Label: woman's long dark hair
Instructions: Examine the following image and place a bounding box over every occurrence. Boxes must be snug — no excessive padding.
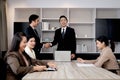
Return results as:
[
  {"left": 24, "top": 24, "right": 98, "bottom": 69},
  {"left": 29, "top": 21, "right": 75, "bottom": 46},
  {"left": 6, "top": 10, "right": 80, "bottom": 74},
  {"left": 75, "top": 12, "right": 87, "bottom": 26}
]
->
[
  {"left": 8, "top": 32, "right": 26, "bottom": 52},
  {"left": 96, "top": 35, "right": 115, "bottom": 52}
]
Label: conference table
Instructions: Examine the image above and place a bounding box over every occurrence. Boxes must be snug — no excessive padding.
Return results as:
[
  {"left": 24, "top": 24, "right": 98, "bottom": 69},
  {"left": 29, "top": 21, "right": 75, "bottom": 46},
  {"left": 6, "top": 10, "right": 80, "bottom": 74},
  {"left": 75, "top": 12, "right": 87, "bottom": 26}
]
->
[{"left": 22, "top": 61, "right": 120, "bottom": 80}]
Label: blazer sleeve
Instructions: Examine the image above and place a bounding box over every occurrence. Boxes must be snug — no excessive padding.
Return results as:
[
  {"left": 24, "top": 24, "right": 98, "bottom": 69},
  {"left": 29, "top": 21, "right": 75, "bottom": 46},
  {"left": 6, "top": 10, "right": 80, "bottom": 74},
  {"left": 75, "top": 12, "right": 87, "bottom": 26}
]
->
[
  {"left": 71, "top": 29, "right": 76, "bottom": 54},
  {"left": 84, "top": 51, "right": 109, "bottom": 67},
  {"left": 7, "top": 55, "right": 34, "bottom": 75},
  {"left": 51, "top": 30, "right": 59, "bottom": 46},
  {"left": 31, "top": 59, "right": 48, "bottom": 66},
  {"left": 84, "top": 59, "right": 97, "bottom": 64},
  {"left": 94, "top": 52, "right": 109, "bottom": 67},
  {"left": 24, "top": 52, "right": 47, "bottom": 66}
]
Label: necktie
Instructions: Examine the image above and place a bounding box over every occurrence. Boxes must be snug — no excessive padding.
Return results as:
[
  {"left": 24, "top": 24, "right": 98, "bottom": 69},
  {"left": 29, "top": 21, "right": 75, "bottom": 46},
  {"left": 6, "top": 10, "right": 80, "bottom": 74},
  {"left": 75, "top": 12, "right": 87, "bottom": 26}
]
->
[{"left": 62, "top": 29, "right": 65, "bottom": 38}]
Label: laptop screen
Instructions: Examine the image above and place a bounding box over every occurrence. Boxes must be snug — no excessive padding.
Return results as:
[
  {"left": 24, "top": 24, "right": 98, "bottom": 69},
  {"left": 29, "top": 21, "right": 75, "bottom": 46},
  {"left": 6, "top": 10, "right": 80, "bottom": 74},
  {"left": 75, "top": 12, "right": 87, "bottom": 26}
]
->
[{"left": 54, "top": 51, "right": 71, "bottom": 61}]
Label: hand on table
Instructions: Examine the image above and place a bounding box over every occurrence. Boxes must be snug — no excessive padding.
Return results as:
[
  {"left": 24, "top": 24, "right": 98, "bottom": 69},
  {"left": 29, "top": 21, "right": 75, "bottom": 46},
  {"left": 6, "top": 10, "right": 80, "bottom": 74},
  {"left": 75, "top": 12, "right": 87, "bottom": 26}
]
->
[
  {"left": 71, "top": 53, "right": 75, "bottom": 59},
  {"left": 77, "top": 58, "right": 85, "bottom": 63},
  {"left": 33, "top": 65, "right": 47, "bottom": 71}
]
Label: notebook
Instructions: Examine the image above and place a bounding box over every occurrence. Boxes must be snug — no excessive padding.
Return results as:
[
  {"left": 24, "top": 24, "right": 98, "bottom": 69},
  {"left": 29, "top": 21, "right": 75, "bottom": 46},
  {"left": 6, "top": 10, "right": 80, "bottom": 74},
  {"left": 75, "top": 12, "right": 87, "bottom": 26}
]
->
[{"left": 54, "top": 51, "right": 71, "bottom": 61}]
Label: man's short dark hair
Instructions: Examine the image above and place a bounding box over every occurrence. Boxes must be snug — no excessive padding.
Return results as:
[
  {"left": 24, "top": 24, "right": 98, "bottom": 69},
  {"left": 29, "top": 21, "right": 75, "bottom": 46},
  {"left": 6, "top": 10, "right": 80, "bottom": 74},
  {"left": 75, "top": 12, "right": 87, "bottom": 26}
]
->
[
  {"left": 29, "top": 14, "right": 39, "bottom": 24},
  {"left": 59, "top": 15, "right": 68, "bottom": 22}
]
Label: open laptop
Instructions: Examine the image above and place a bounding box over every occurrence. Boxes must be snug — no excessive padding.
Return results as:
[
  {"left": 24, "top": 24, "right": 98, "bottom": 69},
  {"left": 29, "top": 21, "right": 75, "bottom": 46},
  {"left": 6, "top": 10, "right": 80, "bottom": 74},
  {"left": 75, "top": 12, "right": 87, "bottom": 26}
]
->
[{"left": 54, "top": 51, "right": 71, "bottom": 61}]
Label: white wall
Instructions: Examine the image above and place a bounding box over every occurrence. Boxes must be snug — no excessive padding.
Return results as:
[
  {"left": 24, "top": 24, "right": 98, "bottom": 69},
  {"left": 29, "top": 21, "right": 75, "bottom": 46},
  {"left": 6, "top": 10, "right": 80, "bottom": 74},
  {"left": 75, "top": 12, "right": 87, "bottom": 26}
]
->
[{"left": 6, "top": 0, "right": 120, "bottom": 47}]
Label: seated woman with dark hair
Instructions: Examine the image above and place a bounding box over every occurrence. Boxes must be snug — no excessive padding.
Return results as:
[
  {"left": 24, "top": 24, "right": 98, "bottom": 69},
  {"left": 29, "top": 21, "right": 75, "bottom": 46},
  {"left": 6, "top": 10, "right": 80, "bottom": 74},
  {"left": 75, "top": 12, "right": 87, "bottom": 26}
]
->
[
  {"left": 5, "top": 32, "right": 56, "bottom": 80},
  {"left": 25, "top": 35, "right": 36, "bottom": 59},
  {"left": 77, "top": 35, "right": 119, "bottom": 74}
]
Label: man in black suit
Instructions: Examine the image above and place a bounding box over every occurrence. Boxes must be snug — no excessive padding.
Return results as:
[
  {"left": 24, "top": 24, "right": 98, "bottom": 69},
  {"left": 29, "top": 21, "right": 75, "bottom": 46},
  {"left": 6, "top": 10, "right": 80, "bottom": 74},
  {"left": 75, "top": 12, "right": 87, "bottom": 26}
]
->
[
  {"left": 46, "top": 15, "right": 76, "bottom": 59},
  {"left": 24, "top": 14, "right": 46, "bottom": 59}
]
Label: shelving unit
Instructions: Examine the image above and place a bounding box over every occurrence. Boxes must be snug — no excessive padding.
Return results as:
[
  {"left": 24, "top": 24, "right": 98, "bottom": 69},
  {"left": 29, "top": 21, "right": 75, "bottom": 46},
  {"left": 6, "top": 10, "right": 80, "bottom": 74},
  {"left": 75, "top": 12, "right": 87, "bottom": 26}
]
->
[{"left": 14, "top": 8, "right": 120, "bottom": 53}]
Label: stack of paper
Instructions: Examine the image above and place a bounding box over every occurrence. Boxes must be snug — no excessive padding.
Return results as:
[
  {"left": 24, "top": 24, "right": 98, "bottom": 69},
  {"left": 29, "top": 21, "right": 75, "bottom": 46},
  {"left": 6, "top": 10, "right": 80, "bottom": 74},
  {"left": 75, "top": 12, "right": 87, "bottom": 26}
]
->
[{"left": 76, "top": 63, "right": 95, "bottom": 67}]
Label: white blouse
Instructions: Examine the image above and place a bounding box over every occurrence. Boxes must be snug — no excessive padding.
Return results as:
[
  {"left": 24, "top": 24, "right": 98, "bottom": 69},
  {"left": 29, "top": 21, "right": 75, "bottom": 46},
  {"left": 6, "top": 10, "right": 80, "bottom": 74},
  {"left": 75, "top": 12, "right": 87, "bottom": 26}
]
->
[{"left": 25, "top": 46, "right": 36, "bottom": 59}]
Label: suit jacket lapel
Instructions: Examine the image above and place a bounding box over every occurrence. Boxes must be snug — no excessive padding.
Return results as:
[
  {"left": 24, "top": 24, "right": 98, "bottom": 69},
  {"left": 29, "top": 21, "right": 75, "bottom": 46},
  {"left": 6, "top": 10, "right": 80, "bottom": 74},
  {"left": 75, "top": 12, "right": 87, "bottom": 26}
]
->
[
  {"left": 60, "top": 28, "right": 63, "bottom": 38},
  {"left": 17, "top": 52, "right": 28, "bottom": 66},
  {"left": 34, "top": 29, "right": 39, "bottom": 37},
  {"left": 29, "top": 26, "right": 39, "bottom": 38}
]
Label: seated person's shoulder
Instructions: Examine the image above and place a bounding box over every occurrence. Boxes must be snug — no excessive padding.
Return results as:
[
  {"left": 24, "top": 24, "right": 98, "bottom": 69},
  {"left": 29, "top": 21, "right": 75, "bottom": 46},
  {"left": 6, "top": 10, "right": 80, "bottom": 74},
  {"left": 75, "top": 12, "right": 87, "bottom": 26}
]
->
[{"left": 5, "top": 52, "right": 19, "bottom": 58}]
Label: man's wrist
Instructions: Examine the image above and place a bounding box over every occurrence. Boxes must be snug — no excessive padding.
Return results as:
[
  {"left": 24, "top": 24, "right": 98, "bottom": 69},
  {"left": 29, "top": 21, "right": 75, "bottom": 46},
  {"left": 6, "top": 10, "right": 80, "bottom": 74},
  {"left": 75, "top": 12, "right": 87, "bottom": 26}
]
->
[{"left": 49, "top": 43, "right": 52, "bottom": 46}]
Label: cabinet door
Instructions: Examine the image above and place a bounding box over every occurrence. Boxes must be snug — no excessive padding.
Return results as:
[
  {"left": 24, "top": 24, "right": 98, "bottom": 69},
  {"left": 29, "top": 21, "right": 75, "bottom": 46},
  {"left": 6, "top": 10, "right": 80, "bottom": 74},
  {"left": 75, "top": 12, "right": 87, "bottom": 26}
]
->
[
  {"left": 42, "top": 8, "right": 68, "bottom": 19},
  {"left": 70, "top": 23, "right": 95, "bottom": 39},
  {"left": 69, "top": 8, "right": 95, "bottom": 23},
  {"left": 69, "top": 8, "right": 96, "bottom": 53},
  {"left": 76, "top": 39, "right": 96, "bottom": 53},
  {"left": 96, "top": 8, "right": 120, "bottom": 18},
  {"left": 15, "top": 8, "right": 41, "bottom": 22}
]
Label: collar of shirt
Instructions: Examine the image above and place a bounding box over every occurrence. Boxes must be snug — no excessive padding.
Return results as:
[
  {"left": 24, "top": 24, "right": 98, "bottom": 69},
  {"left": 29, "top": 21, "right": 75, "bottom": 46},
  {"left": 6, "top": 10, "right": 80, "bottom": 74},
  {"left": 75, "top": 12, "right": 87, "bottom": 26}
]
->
[{"left": 61, "top": 26, "right": 67, "bottom": 33}]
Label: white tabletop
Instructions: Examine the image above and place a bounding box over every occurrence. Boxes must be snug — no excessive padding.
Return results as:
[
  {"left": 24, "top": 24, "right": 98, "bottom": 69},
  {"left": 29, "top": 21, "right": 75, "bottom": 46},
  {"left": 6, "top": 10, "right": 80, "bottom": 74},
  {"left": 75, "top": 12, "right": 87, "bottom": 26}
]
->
[{"left": 22, "top": 61, "right": 120, "bottom": 80}]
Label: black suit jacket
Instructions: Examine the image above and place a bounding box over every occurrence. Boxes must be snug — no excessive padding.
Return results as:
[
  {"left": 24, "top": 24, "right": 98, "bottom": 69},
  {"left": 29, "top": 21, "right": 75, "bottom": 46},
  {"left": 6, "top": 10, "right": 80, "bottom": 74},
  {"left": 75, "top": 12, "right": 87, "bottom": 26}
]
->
[
  {"left": 52, "top": 27, "right": 76, "bottom": 54},
  {"left": 24, "top": 26, "right": 43, "bottom": 59}
]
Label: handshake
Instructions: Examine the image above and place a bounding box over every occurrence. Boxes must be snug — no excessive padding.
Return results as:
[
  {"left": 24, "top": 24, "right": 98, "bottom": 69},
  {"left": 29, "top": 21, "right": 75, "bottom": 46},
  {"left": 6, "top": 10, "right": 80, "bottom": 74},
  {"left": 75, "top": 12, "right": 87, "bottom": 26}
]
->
[{"left": 44, "top": 43, "right": 52, "bottom": 48}]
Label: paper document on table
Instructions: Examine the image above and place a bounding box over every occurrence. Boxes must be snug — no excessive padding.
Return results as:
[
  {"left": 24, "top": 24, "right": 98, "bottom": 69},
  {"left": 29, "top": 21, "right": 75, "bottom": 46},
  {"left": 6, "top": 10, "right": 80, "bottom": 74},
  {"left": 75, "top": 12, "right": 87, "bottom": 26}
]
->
[{"left": 76, "top": 63, "right": 95, "bottom": 67}]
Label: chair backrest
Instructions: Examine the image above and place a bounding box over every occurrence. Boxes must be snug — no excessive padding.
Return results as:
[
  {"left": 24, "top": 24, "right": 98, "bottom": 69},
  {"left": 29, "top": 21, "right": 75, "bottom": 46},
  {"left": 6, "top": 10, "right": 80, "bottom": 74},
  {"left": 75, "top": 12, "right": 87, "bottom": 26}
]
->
[
  {"left": 0, "top": 51, "right": 7, "bottom": 80},
  {"left": 0, "top": 58, "right": 7, "bottom": 80},
  {"left": 0, "top": 51, "right": 2, "bottom": 59},
  {"left": 114, "top": 60, "right": 120, "bottom": 75}
]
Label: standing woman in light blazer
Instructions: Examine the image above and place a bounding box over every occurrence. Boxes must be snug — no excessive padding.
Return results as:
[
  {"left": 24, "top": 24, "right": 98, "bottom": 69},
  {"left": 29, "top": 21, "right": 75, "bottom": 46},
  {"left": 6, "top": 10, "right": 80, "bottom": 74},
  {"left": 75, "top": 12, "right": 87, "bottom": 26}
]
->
[
  {"left": 77, "top": 35, "right": 119, "bottom": 74},
  {"left": 5, "top": 32, "right": 56, "bottom": 80}
]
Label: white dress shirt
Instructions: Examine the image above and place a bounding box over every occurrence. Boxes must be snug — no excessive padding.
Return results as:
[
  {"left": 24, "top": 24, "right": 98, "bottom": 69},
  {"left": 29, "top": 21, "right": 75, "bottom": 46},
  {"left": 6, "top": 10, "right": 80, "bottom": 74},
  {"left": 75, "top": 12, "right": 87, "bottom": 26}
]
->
[
  {"left": 61, "top": 26, "right": 67, "bottom": 34},
  {"left": 25, "top": 46, "right": 36, "bottom": 59}
]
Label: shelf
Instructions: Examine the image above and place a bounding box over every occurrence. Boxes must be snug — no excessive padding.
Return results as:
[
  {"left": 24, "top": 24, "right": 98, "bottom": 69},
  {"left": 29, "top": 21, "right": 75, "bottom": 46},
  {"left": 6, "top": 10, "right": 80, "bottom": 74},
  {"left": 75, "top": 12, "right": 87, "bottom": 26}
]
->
[
  {"left": 69, "top": 22, "right": 95, "bottom": 24},
  {"left": 42, "top": 41, "right": 52, "bottom": 43},
  {"left": 42, "top": 18, "right": 58, "bottom": 20},
  {"left": 76, "top": 52, "right": 99, "bottom": 54},
  {"left": 40, "top": 52, "right": 53, "bottom": 54},
  {"left": 76, "top": 37, "right": 95, "bottom": 39},
  {"left": 42, "top": 30, "right": 55, "bottom": 32}
]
